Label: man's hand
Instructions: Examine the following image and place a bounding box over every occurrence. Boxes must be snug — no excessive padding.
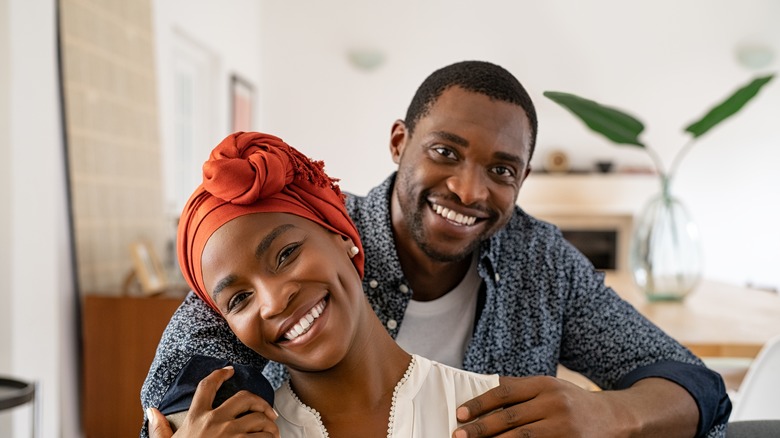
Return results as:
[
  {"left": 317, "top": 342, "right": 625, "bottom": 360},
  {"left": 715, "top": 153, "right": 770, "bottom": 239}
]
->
[
  {"left": 147, "top": 366, "right": 280, "bottom": 438},
  {"left": 453, "top": 375, "right": 699, "bottom": 438}
]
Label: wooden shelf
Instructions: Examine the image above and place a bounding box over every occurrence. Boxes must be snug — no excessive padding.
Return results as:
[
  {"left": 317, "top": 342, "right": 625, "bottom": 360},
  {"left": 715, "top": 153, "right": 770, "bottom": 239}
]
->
[
  {"left": 517, "top": 172, "right": 660, "bottom": 217},
  {"left": 81, "top": 293, "right": 186, "bottom": 438}
]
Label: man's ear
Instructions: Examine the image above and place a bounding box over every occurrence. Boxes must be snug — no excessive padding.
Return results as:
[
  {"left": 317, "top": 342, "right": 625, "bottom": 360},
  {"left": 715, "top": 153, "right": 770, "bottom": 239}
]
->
[
  {"left": 522, "top": 164, "right": 532, "bottom": 181},
  {"left": 389, "top": 119, "right": 408, "bottom": 165}
]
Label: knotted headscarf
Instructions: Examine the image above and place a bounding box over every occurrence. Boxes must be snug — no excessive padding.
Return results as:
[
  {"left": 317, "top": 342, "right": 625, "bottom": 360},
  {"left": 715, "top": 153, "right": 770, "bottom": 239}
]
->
[{"left": 177, "top": 132, "right": 364, "bottom": 313}]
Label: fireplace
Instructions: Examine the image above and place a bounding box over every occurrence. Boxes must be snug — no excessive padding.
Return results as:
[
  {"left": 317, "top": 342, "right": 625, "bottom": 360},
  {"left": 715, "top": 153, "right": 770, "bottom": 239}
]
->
[
  {"left": 539, "top": 213, "right": 633, "bottom": 273},
  {"left": 516, "top": 172, "right": 658, "bottom": 275}
]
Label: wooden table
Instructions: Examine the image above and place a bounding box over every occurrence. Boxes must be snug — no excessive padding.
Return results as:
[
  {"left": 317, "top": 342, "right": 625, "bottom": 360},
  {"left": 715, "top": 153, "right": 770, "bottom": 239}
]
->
[{"left": 605, "top": 272, "right": 780, "bottom": 359}]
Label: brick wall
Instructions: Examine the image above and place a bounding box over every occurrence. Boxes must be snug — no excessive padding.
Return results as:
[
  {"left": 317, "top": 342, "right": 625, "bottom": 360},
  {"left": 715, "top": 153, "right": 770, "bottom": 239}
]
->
[{"left": 60, "top": 0, "right": 169, "bottom": 295}]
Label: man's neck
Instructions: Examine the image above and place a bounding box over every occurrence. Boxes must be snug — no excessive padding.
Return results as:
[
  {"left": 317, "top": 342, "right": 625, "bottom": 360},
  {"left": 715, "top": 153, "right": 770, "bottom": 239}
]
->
[{"left": 396, "top": 243, "right": 474, "bottom": 301}]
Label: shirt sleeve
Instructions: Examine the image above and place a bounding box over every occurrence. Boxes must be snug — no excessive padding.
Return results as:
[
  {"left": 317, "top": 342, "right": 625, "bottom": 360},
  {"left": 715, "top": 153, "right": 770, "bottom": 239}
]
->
[
  {"left": 139, "top": 292, "right": 268, "bottom": 437},
  {"left": 554, "top": 239, "right": 730, "bottom": 437},
  {"left": 615, "top": 361, "right": 732, "bottom": 438}
]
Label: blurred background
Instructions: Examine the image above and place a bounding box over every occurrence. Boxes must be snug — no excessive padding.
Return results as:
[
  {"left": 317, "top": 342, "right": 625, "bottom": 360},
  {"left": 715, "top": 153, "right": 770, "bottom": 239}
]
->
[{"left": 2, "top": 0, "right": 778, "bottom": 436}]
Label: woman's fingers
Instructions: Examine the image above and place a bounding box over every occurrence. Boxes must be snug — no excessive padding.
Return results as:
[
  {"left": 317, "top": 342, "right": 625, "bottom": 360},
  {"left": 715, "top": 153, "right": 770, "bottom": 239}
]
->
[
  {"left": 189, "top": 366, "right": 236, "bottom": 414},
  {"left": 217, "top": 389, "right": 278, "bottom": 421},
  {"left": 146, "top": 407, "right": 173, "bottom": 438}
]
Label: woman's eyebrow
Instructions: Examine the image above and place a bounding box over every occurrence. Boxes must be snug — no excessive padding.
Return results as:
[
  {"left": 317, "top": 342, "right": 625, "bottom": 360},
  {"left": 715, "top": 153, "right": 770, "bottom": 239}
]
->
[
  {"left": 212, "top": 274, "right": 237, "bottom": 300},
  {"left": 255, "top": 223, "right": 295, "bottom": 260}
]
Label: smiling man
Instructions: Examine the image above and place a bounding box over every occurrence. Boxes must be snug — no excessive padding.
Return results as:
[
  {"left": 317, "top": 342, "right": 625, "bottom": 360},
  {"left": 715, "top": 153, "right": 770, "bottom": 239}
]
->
[{"left": 142, "top": 61, "right": 731, "bottom": 438}]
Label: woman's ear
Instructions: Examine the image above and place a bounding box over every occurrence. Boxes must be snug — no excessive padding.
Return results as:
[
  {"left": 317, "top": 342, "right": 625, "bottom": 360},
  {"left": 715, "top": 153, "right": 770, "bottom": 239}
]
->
[{"left": 340, "top": 235, "right": 359, "bottom": 258}]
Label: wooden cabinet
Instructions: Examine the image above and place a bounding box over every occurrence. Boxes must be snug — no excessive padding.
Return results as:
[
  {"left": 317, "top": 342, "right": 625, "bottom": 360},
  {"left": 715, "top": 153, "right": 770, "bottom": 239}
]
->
[{"left": 81, "top": 293, "right": 186, "bottom": 438}]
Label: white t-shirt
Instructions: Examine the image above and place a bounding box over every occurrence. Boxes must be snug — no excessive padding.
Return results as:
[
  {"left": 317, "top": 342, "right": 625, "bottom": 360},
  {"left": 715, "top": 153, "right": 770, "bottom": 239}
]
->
[
  {"left": 395, "top": 255, "right": 481, "bottom": 368},
  {"left": 274, "top": 354, "right": 499, "bottom": 437}
]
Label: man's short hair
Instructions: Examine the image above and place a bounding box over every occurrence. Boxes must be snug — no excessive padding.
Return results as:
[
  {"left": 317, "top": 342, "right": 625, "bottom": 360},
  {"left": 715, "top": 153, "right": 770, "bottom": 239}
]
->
[{"left": 404, "top": 60, "right": 539, "bottom": 160}]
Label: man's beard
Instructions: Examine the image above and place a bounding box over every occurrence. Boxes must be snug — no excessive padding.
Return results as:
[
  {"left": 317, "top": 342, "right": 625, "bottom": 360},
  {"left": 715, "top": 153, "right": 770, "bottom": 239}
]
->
[{"left": 398, "top": 181, "right": 490, "bottom": 263}]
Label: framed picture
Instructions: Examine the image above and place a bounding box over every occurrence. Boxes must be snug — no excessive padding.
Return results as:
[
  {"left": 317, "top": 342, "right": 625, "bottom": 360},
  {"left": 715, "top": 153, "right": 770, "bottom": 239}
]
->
[
  {"left": 230, "top": 74, "right": 254, "bottom": 132},
  {"left": 128, "top": 240, "right": 168, "bottom": 295}
]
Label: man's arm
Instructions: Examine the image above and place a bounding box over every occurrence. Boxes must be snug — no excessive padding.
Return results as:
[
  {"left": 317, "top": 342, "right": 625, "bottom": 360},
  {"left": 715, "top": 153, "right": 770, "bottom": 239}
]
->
[
  {"left": 140, "top": 293, "right": 267, "bottom": 437},
  {"left": 454, "top": 228, "right": 730, "bottom": 437}
]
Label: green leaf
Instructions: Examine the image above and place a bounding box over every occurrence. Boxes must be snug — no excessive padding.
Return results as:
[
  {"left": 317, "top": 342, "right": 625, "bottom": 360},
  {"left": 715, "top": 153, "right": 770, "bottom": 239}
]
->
[
  {"left": 685, "top": 74, "right": 775, "bottom": 138},
  {"left": 544, "top": 91, "right": 646, "bottom": 147}
]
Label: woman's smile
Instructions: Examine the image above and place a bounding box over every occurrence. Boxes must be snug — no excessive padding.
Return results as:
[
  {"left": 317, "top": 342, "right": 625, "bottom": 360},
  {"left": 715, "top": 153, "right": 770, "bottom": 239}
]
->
[{"left": 279, "top": 296, "right": 328, "bottom": 343}]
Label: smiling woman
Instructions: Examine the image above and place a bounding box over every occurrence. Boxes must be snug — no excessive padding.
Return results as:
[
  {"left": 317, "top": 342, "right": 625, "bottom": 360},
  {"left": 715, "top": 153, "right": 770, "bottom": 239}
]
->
[{"left": 144, "top": 131, "right": 500, "bottom": 437}]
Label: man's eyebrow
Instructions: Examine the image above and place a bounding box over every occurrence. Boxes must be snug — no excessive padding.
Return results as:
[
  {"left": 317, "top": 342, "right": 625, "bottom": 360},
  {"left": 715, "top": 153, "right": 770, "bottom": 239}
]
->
[
  {"left": 432, "top": 131, "right": 526, "bottom": 167},
  {"left": 493, "top": 151, "right": 525, "bottom": 167},
  {"left": 255, "top": 223, "right": 295, "bottom": 260},
  {"left": 430, "top": 131, "right": 469, "bottom": 147}
]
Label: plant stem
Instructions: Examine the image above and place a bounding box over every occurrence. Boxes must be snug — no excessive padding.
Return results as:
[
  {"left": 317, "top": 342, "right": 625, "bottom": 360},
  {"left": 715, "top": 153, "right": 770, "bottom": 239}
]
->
[
  {"left": 643, "top": 146, "right": 668, "bottom": 190},
  {"left": 667, "top": 138, "right": 697, "bottom": 188}
]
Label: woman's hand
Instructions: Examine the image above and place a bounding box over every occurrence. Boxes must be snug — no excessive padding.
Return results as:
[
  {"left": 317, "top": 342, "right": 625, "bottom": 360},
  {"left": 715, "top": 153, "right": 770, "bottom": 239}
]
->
[{"left": 147, "top": 366, "right": 280, "bottom": 438}]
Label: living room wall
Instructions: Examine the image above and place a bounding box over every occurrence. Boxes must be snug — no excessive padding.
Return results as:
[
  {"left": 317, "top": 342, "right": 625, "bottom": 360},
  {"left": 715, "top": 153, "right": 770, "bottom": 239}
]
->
[{"left": 254, "top": 0, "right": 780, "bottom": 290}]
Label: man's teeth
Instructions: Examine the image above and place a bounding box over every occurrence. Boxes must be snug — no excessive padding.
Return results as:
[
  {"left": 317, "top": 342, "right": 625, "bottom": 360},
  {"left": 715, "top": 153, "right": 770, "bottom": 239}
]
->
[
  {"left": 284, "top": 300, "right": 326, "bottom": 341},
  {"left": 432, "top": 203, "right": 477, "bottom": 226}
]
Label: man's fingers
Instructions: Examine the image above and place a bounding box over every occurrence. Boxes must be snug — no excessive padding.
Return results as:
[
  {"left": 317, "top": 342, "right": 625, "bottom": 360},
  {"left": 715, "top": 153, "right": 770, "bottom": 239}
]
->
[
  {"left": 454, "top": 403, "right": 546, "bottom": 438},
  {"left": 189, "top": 366, "right": 235, "bottom": 414},
  {"left": 457, "top": 376, "right": 538, "bottom": 422},
  {"left": 146, "top": 407, "right": 173, "bottom": 438}
]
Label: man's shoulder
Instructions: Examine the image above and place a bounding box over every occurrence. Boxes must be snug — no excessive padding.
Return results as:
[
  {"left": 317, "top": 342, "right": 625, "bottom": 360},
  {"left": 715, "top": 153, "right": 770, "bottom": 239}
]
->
[
  {"left": 491, "top": 207, "right": 566, "bottom": 255},
  {"left": 140, "top": 293, "right": 266, "bottom": 409}
]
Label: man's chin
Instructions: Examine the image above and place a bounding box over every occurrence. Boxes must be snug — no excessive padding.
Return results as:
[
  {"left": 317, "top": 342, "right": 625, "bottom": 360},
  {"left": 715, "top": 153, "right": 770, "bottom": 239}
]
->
[{"left": 419, "top": 241, "right": 477, "bottom": 263}]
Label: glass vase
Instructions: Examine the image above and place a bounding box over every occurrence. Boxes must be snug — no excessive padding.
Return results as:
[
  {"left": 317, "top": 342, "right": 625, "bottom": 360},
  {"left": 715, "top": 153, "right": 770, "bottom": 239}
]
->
[{"left": 629, "top": 178, "right": 703, "bottom": 301}]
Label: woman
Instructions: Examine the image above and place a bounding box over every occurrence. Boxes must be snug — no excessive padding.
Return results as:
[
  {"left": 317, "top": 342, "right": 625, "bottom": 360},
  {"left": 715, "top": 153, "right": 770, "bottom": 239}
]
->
[{"left": 147, "top": 132, "right": 499, "bottom": 437}]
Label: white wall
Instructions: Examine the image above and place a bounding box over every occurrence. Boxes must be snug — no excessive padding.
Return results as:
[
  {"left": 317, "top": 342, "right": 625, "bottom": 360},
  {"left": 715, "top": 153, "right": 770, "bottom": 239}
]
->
[
  {"left": 153, "top": 0, "right": 264, "bottom": 215},
  {"left": 0, "top": 0, "right": 12, "bottom": 435},
  {"left": 6, "top": 0, "right": 79, "bottom": 436},
  {"left": 252, "top": 0, "right": 780, "bottom": 290}
]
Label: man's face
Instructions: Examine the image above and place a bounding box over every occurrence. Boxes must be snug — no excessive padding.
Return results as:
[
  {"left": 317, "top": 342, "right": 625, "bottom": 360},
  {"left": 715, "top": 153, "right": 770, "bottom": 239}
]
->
[{"left": 390, "top": 86, "right": 533, "bottom": 262}]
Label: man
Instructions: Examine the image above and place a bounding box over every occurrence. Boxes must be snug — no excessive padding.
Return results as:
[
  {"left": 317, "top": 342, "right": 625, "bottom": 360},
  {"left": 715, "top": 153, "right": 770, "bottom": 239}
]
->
[{"left": 143, "top": 60, "right": 730, "bottom": 437}]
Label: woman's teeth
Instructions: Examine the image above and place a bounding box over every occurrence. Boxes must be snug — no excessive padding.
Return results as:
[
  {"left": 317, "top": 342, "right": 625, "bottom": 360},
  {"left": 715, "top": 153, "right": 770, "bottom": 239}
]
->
[
  {"left": 284, "top": 299, "right": 326, "bottom": 341},
  {"left": 431, "top": 203, "right": 477, "bottom": 226}
]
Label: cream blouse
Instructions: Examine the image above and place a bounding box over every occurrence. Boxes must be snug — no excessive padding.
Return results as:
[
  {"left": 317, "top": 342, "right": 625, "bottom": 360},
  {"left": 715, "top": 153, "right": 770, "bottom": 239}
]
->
[{"left": 273, "top": 354, "right": 500, "bottom": 437}]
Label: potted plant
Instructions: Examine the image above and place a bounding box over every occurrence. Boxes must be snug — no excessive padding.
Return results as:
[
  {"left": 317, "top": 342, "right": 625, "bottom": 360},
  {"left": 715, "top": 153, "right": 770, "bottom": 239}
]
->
[{"left": 544, "top": 74, "right": 775, "bottom": 300}]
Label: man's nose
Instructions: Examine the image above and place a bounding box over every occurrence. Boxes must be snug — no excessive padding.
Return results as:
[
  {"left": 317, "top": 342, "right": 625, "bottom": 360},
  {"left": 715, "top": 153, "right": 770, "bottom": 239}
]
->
[{"left": 446, "top": 166, "right": 489, "bottom": 206}]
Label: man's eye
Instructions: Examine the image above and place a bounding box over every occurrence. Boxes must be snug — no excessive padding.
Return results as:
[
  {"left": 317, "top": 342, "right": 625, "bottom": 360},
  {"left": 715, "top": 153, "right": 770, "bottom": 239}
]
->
[
  {"left": 227, "top": 291, "right": 251, "bottom": 313},
  {"left": 491, "top": 166, "right": 516, "bottom": 177},
  {"left": 433, "top": 147, "right": 457, "bottom": 160}
]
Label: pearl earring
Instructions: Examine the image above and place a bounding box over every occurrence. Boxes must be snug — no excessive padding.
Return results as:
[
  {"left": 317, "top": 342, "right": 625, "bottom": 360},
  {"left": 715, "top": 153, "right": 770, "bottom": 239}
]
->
[{"left": 349, "top": 246, "right": 359, "bottom": 257}]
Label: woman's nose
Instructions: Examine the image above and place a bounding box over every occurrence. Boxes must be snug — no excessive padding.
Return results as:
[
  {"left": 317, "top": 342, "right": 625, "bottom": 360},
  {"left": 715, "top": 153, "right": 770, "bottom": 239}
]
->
[
  {"left": 257, "top": 280, "right": 299, "bottom": 319},
  {"left": 446, "top": 167, "right": 489, "bottom": 206}
]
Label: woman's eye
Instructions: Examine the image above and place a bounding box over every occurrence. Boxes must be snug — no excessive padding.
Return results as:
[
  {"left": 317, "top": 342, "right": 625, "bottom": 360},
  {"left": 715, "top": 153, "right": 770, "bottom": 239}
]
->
[
  {"left": 227, "top": 291, "right": 251, "bottom": 313},
  {"left": 277, "top": 242, "right": 301, "bottom": 267}
]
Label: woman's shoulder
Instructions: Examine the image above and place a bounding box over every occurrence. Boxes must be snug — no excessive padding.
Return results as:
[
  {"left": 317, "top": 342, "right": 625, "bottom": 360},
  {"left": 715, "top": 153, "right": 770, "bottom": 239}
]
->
[{"left": 409, "top": 355, "right": 500, "bottom": 402}]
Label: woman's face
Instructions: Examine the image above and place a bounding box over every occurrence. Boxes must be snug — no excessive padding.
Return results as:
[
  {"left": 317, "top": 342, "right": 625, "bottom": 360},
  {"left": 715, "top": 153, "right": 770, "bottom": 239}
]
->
[{"left": 200, "top": 212, "right": 365, "bottom": 372}]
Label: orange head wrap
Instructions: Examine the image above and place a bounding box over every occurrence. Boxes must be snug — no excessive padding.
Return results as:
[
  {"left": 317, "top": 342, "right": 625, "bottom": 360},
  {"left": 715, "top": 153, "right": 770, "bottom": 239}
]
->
[{"left": 177, "top": 132, "right": 364, "bottom": 313}]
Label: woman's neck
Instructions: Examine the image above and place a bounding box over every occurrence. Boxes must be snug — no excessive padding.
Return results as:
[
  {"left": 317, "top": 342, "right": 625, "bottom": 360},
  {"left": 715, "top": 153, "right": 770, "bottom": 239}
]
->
[{"left": 286, "top": 309, "right": 412, "bottom": 428}]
